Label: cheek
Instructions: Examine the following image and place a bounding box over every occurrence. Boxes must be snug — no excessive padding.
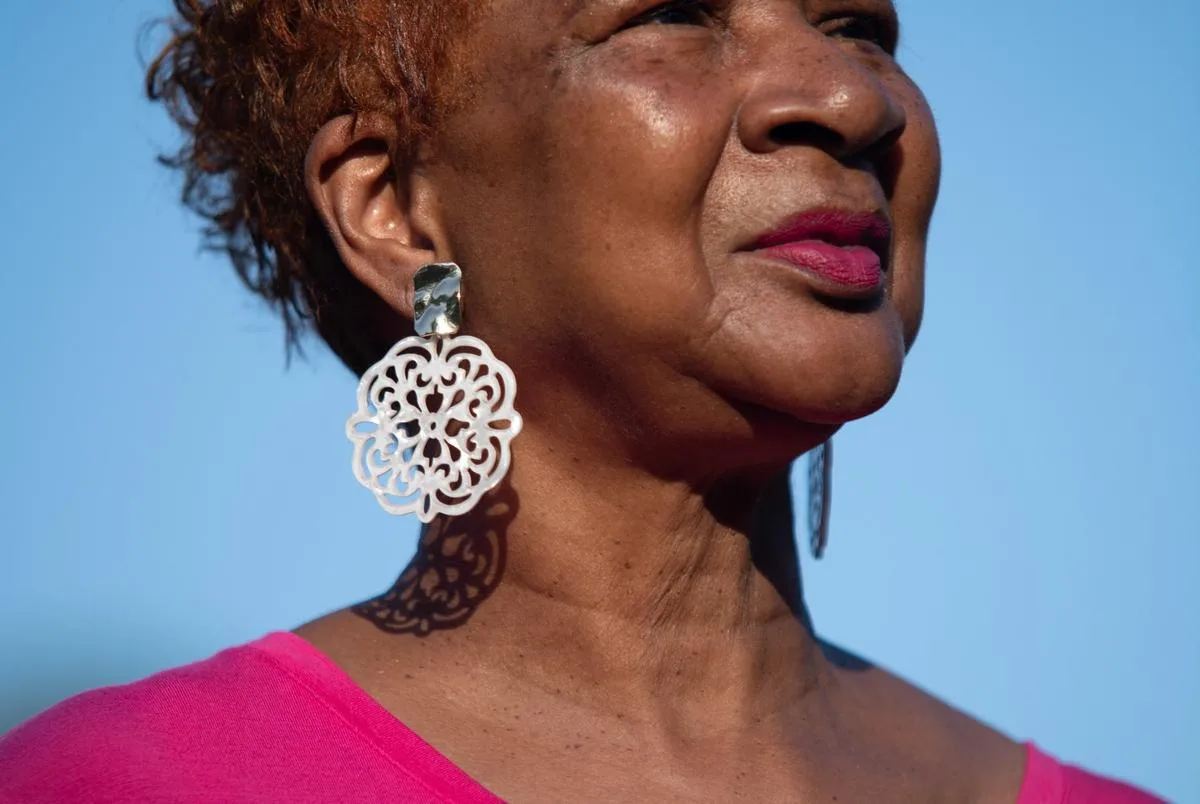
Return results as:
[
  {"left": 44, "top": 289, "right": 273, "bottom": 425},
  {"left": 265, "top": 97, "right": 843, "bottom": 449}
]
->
[
  {"left": 545, "top": 50, "right": 731, "bottom": 222},
  {"left": 888, "top": 82, "right": 941, "bottom": 349},
  {"left": 447, "top": 53, "right": 738, "bottom": 347}
]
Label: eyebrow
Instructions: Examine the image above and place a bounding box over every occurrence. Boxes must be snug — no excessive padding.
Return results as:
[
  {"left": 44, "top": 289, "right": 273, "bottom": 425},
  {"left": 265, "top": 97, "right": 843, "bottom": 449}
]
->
[{"left": 827, "top": 0, "right": 904, "bottom": 53}]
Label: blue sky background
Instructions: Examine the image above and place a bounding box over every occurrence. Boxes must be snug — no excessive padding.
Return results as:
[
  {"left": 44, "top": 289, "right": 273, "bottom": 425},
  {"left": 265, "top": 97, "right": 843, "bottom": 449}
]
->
[{"left": 1, "top": 1, "right": 1197, "bottom": 800}]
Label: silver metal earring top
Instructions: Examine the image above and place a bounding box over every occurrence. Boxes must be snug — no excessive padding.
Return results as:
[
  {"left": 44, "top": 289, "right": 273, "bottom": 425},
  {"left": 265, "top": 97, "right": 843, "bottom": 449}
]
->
[{"left": 413, "top": 262, "right": 462, "bottom": 337}]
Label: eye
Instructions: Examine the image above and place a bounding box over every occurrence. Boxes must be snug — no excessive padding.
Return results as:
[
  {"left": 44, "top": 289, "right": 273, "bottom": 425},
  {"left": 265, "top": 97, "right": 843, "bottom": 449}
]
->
[
  {"left": 623, "top": 0, "right": 715, "bottom": 29},
  {"left": 822, "top": 14, "right": 897, "bottom": 55}
]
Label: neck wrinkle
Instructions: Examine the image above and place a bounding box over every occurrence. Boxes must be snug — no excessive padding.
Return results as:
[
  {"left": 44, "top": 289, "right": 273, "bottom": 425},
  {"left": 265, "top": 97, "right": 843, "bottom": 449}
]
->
[{"left": 438, "top": 428, "right": 827, "bottom": 732}]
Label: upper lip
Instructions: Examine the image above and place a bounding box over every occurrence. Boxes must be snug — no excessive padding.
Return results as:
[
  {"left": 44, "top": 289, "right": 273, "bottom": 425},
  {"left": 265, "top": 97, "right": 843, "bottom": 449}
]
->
[{"left": 748, "top": 209, "right": 892, "bottom": 262}]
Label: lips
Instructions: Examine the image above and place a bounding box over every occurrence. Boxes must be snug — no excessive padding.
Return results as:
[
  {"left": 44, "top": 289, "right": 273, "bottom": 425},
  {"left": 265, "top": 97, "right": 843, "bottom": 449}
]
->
[{"left": 748, "top": 210, "right": 892, "bottom": 295}]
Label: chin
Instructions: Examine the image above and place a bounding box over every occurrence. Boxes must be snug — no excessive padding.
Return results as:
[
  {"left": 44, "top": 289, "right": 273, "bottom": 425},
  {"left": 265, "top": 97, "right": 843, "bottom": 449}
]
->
[
  {"left": 689, "top": 347, "right": 900, "bottom": 475},
  {"left": 779, "top": 363, "right": 902, "bottom": 428},
  {"left": 725, "top": 301, "right": 908, "bottom": 425}
]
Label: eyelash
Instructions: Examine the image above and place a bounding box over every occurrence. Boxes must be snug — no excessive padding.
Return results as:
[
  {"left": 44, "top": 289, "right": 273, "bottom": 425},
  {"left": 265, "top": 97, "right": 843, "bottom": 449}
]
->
[
  {"left": 623, "top": 0, "right": 715, "bottom": 29},
  {"left": 822, "top": 14, "right": 896, "bottom": 54}
]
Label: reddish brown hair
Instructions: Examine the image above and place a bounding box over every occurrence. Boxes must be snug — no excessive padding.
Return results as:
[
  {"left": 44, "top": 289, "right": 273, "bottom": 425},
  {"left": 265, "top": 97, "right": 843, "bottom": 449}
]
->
[{"left": 146, "top": 0, "right": 467, "bottom": 373}]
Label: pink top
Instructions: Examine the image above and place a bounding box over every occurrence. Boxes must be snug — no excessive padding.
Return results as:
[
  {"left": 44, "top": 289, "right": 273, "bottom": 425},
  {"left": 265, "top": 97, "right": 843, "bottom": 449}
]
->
[{"left": 0, "top": 632, "right": 1164, "bottom": 803}]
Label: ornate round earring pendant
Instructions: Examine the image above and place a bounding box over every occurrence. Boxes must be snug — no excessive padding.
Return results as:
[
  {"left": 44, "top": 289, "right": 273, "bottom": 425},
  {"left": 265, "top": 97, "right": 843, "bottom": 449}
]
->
[
  {"left": 808, "top": 439, "right": 832, "bottom": 559},
  {"left": 345, "top": 262, "right": 523, "bottom": 522}
]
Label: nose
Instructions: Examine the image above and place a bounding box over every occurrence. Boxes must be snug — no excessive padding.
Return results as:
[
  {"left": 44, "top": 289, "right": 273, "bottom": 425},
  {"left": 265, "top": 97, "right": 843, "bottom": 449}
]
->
[{"left": 736, "top": 23, "right": 907, "bottom": 167}]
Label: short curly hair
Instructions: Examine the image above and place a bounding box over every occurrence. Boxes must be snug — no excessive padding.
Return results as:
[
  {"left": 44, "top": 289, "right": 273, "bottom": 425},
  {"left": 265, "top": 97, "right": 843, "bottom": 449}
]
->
[{"left": 146, "top": 0, "right": 472, "bottom": 374}]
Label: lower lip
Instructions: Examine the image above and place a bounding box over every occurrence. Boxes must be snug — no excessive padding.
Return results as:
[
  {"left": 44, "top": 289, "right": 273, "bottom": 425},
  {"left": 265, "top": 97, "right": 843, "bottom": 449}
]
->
[{"left": 756, "top": 240, "right": 883, "bottom": 294}]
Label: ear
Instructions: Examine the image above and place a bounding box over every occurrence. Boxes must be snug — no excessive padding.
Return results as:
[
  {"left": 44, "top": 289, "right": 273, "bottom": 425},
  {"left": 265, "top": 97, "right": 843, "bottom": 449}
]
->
[{"left": 304, "top": 113, "right": 445, "bottom": 321}]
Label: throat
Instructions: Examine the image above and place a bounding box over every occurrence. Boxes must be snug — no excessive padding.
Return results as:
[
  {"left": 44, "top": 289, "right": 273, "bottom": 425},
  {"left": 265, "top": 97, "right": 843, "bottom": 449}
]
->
[{"left": 353, "top": 448, "right": 830, "bottom": 732}]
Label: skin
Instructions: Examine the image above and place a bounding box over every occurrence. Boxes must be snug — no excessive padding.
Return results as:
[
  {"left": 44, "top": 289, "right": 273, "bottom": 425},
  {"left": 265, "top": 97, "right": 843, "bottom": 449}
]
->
[{"left": 297, "top": 0, "right": 1027, "bottom": 800}]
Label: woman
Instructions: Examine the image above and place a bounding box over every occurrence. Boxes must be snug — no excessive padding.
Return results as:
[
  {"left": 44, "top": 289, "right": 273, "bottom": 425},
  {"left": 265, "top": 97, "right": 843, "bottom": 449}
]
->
[{"left": 0, "top": 0, "right": 1165, "bottom": 801}]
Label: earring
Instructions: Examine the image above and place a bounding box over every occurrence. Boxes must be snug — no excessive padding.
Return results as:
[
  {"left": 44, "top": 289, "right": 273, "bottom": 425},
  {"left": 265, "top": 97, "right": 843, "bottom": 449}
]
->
[
  {"left": 807, "top": 440, "right": 832, "bottom": 559},
  {"left": 346, "top": 262, "right": 523, "bottom": 523}
]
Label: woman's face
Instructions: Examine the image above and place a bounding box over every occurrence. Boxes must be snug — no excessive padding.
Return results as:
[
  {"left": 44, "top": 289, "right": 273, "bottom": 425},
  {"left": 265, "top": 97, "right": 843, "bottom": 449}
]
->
[{"left": 424, "top": 0, "right": 940, "bottom": 473}]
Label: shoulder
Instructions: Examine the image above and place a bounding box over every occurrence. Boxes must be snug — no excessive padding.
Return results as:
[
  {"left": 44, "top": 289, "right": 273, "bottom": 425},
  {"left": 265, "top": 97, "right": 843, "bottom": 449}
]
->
[
  {"left": 822, "top": 641, "right": 1028, "bottom": 801},
  {"left": 0, "top": 637, "right": 285, "bottom": 803},
  {"left": 822, "top": 641, "right": 1165, "bottom": 804},
  {"left": 1020, "top": 744, "right": 1166, "bottom": 804}
]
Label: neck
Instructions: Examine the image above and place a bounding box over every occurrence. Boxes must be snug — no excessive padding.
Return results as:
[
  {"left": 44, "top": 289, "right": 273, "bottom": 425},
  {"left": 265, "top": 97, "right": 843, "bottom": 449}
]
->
[{"left": 386, "top": 425, "right": 830, "bottom": 734}]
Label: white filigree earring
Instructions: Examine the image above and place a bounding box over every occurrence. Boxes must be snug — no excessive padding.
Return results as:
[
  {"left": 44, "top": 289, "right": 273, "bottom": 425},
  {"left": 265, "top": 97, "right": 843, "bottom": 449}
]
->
[{"left": 346, "top": 262, "right": 523, "bottom": 522}]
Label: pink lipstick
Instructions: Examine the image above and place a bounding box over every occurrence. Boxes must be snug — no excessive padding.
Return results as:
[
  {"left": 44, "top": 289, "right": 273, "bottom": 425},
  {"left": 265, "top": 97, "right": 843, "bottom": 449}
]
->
[{"left": 749, "top": 210, "right": 891, "bottom": 294}]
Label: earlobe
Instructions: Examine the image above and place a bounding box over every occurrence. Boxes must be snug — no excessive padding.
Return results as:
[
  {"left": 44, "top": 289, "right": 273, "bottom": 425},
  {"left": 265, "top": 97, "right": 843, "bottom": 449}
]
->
[{"left": 304, "top": 113, "right": 445, "bottom": 320}]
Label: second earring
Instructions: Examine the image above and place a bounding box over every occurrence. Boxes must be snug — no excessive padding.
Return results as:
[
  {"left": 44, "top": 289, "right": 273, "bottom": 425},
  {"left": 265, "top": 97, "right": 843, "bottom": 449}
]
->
[{"left": 808, "top": 439, "right": 832, "bottom": 559}]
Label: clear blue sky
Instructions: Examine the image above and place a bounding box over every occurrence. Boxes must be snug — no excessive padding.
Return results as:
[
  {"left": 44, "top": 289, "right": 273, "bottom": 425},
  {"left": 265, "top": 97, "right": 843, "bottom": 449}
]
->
[{"left": 1, "top": 1, "right": 1196, "bottom": 799}]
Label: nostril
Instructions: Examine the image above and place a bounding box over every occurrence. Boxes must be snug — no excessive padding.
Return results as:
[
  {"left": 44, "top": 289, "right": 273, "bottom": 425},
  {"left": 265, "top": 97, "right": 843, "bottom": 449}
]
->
[
  {"left": 861, "top": 121, "right": 905, "bottom": 162},
  {"left": 769, "top": 121, "right": 843, "bottom": 152},
  {"left": 860, "top": 122, "right": 905, "bottom": 195}
]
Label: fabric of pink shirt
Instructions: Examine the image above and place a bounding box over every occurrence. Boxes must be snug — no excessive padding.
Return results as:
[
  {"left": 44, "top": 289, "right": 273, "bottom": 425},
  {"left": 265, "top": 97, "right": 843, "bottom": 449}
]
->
[{"left": 0, "top": 631, "right": 1165, "bottom": 803}]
